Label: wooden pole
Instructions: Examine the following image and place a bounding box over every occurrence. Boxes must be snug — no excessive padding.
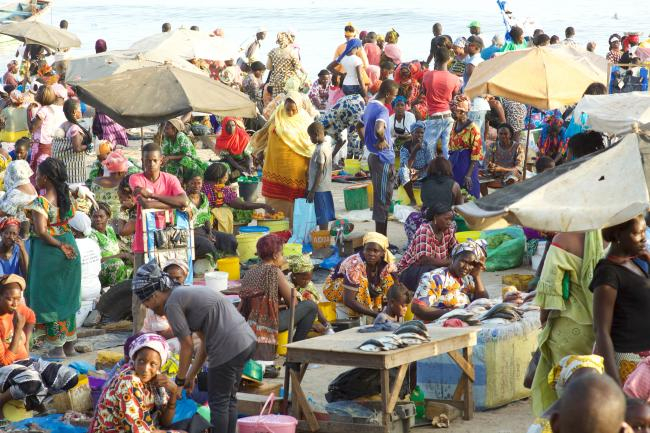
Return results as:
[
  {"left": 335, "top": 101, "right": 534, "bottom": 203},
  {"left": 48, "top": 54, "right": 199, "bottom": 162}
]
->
[
  {"left": 140, "top": 127, "right": 144, "bottom": 147},
  {"left": 523, "top": 105, "right": 533, "bottom": 180},
  {"left": 281, "top": 286, "right": 296, "bottom": 414}
]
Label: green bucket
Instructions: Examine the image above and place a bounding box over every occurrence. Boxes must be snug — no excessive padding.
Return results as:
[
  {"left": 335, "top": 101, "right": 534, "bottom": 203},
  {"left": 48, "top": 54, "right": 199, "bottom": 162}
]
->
[
  {"left": 454, "top": 215, "right": 469, "bottom": 232},
  {"left": 344, "top": 185, "right": 369, "bottom": 211}
]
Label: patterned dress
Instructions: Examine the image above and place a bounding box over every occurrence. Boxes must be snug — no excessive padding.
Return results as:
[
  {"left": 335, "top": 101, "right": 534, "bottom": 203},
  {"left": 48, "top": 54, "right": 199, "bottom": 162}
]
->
[
  {"left": 398, "top": 223, "right": 457, "bottom": 273},
  {"left": 320, "top": 94, "right": 365, "bottom": 158},
  {"left": 413, "top": 267, "right": 476, "bottom": 309},
  {"left": 91, "top": 183, "right": 122, "bottom": 220},
  {"left": 398, "top": 141, "right": 431, "bottom": 185},
  {"left": 90, "top": 365, "right": 180, "bottom": 433},
  {"left": 267, "top": 47, "right": 301, "bottom": 94},
  {"left": 449, "top": 121, "right": 483, "bottom": 198},
  {"left": 161, "top": 132, "right": 207, "bottom": 179},
  {"left": 484, "top": 140, "right": 525, "bottom": 183},
  {"left": 90, "top": 226, "right": 133, "bottom": 287},
  {"left": 323, "top": 252, "right": 396, "bottom": 316}
]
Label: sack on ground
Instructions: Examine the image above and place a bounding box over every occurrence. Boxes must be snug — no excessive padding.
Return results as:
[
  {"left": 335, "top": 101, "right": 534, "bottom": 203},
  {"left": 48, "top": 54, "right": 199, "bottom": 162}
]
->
[{"left": 480, "top": 226, "right": 526, "bottom": 271}]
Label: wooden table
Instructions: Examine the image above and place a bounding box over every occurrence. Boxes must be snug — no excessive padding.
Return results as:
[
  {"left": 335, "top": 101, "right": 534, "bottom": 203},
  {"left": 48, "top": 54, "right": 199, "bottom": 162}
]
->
[{"left": 285, "top": 326, "right": 479, "bottom": 433}]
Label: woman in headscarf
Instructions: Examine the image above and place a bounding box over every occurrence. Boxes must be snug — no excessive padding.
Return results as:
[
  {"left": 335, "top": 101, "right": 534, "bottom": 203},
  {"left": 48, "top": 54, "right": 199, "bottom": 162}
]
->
[
  {"left": 397, "top": 121, "right": 430, "bottom": 206},
  {"left": 411, "top": 239, "right": 488, "bottom": 321},
  {"left": 537, "top": 115, "right": 567, "bottom": 164},
  {"left": 215, "top": 117, "right": 253, "bottom": 181},
  {"left": 527, "top": 355, "right": 605, "bottom": 433},
  {"left": 161, "top": 117, "right": 207, "bottom": 179},
  {"left": 388, "top": 95, "right": 416, "bottom": 154},
  {"left": 90, "top": 333, "right": 183, "bottom": 433},
  {"left": 0, "top": 275, "right": 79, "bottom": 413},
  {"left": 320, "top": 93, "right": 365, "bottom": 160},
  {"left": 251, "top": 92, "right": 315, "bottom": 220},
  {"left": 25, "top": 157, "right": 81, "bottom": 359},
  {"left": 86, "top": 140, "right": 140, "bottom": 187},
  {"left": 323, "top": 232, "right": 397, "bottom": 322},
  {"left": 90, "top": 150, "right": 129, "bottom": 221},
  {"left": 0, "top": 218, "right": 28, "bottom": 276},
  {"left": 480, "top": 122, "right": 524, "bottom": 196},
  {"left": 337, "top": 38, "right": 367, "bottom": 98},
  {"left": 0, "top": 160, "right": 38, "bottom": 238},
  {"left": 606, "top": 34, "right": 622, "bottom": 63},
  {"left": 90, "top": 202, "right": 133, "bottom": 288},
  {"left": 0, "top": 90, "right": 29, "bottom": 143},
  {"left": 394, "top": 62, "right": 425, "bottom": 118},
  {"left": 449, "top": 94, "right": 482, "bottom": 198},
  {"left": 239, "top": 234, "right": 318, "bottom": 360},
  {"left": 266, "top": 32, "right": 302, "bottom": 96},
  {"left": 382, "top": 29, "right": 402, "bottom": 65}
]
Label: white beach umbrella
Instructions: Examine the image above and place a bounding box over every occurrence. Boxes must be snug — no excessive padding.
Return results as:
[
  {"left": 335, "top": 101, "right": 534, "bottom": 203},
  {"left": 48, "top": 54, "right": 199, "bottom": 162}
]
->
[{"left": 129, "top": 28, "right": 238, "bottom": 61}]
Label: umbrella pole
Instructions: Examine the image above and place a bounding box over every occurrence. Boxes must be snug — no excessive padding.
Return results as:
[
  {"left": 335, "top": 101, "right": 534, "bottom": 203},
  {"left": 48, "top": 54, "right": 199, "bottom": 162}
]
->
[
  {"left": 281, "top": 286, "right": 296, "bottom": 415},
  {"left": 140, "top": 127, "right": 144, "bottom": 147},
  {"left": 523, "top": 106, "right": 533, "bottom": 180}
]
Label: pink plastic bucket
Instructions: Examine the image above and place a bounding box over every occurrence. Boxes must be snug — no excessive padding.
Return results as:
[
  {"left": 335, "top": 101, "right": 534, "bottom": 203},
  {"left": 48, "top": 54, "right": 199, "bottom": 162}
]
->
[{"left": 237, "top": 393, "right": 297, "bottom": 433}]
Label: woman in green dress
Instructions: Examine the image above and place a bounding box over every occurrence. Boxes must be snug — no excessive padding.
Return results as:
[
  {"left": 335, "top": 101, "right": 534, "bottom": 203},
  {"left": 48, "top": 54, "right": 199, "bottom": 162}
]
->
[
  {"left": 90, "top": 150, "right": 130, "bottom": 222},
  {"left": 25, "top": 158, "right": 81, "bottom": 359},
  {"left": 90, "top": 202, "right": 133, "bottom": 287},
  {"left": 161, "top": 118, "right": 207, "bottom": 179}
]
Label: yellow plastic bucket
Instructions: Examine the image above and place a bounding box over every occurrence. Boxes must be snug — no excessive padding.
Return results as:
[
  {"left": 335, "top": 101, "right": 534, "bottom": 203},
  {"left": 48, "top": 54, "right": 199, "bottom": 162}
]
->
[
  {"left": 318, "top": 301, "right": 337, "bottom": 322},
  {"left": 236, "top": 232, "right": 266, "bottom": 262},
  {"left": 283, "top": 243, "right": 303, "bottom": 257},
  {"left": 366, "top": 182, "right": 374, "bottom": 208},
  {"left": 404, "top": 303, "right": 414, "bottom": 321},
  {"left": 344, "top": 158, "right": 361, "bottom": 175},
  {"left": 277, "top": 330, "right": 288, "bottom": 355},
  {"left": 258, "top": 219, "right": 290, "bottom": 233},
  {"left": 396, "top": 185, "right": 422, "bottom": 205},
  {"left": 455, "top": 231, "right": 482, "bottom": 244},
  {"left": 217, "top": 256, "right": 241, "bottom": 281}
]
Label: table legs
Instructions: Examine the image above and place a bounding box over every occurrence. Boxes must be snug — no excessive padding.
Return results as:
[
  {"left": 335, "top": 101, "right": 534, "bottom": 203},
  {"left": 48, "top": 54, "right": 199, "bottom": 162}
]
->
[
  {"left": 432, "top": 347, "right": 475, "bottom": 420},
  {"left": 290, "top": 364, "right": 320, "bottom": 432},
  {"left": 379, "top": 364, "right": 409, "bottom": 432}
]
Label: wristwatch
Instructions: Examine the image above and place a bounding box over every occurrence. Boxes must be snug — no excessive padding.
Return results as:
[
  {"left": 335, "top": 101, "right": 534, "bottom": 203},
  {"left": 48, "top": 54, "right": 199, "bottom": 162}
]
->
[{"left": 174, "top": 377, "right": 186, "bottom": 387}]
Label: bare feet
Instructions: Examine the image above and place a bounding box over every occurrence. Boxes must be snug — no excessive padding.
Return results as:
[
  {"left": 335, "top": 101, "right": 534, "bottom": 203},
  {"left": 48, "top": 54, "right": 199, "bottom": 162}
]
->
[
  {"left": 63, "top": 341, "right": 77, "bottom": 357},
  {"left": 46, "top": 347, "right": 66, "bottom": 359}
]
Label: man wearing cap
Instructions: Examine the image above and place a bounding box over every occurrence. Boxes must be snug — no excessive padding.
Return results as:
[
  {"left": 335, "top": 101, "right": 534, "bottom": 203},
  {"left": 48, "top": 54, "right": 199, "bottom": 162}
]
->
[
  {"left": 469, "top": 20, "right": 481, "bottom": 38},
  {"left": 481, "top": 34, "right": 504, "bottom": 60},
  {"left": 245, "top": 28, "right": 267, "bottom": 64}
]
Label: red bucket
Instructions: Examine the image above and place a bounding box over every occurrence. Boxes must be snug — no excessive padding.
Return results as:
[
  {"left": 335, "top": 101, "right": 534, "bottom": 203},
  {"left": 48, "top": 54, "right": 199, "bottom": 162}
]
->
[{"left": 237, "top": 393, "right": 297, "bottom": 433}]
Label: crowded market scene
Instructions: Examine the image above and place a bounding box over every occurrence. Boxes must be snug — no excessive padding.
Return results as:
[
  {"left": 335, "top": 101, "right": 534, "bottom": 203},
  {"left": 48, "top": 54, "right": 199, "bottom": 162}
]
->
[{"left": 0, "top": 0, "right": 648, "bottom": 432}]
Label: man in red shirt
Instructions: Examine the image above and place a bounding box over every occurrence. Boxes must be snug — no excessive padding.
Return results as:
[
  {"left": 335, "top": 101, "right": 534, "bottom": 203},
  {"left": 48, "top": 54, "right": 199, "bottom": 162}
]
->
[
  {"left": 129, "top": 143, "right": 188, "bottom": 332},
  {"left": 422, "top": 47, "right": 461, "bottom": 159}
]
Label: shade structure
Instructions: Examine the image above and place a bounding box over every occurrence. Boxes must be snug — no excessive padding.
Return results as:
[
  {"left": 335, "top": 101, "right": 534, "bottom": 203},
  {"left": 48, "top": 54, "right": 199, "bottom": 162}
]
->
[
  {"left": 64, "top": 49, "right": 206, "bottom": 83},
  {"left": 129, "top": 28, "right": 238, "bottom": 61},
  {"left": 464, "top": 46, "right": 607, "bottom": 110},
  {"left": 455, "top": 134, "right": 649, "bottom": 232},
  {"left": 0, "top": 21, "right": 81, "bottom": 50},
  {"left": 74, "top": 65, "right": 256, "bottom": 128},
  {"left": 572, "top": 92, "right": 650, "bottom": 136}
]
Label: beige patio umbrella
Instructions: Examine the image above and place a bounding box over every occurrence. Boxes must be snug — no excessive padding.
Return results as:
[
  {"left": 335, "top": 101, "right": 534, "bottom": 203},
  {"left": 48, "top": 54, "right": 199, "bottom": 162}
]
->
[
  {"left": 0, "top": 21, "right": 81, "bottom": 50},
  {"left": 129, "top": 28, "right": 238, "bottom": 62},
  {"left": 74, "top": 64, "right": 255, "bottom": 128},
  {"left": 464, "top": 46, "right": 607, "bottom": 110},
  {"left": 64, "top": 49, "right": 206, "bottom": 83}
]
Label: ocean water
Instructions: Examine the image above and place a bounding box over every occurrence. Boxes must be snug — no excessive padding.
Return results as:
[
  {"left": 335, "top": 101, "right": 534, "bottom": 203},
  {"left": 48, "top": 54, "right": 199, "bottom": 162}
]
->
[{"left": 1, "top": 0, "right": 646, "bottom": 78}]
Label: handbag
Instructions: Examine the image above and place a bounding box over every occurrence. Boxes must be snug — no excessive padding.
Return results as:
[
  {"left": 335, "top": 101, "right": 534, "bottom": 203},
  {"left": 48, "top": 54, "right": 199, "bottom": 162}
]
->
[
  {"left": 154, "top": 226, "right": 188, "bottom": 249},
  {"left": 523, "top": 349, "right": 541, "bottom": 389}
]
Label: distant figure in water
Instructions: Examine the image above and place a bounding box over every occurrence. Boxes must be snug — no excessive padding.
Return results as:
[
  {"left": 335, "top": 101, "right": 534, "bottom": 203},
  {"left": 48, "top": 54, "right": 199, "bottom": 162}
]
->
[
  {"left": 59, "top": 20, "right": 68, "bottom": 30},
  {"left": 586, "top": 42, "right": 596, "bottom": 52},
  {"left": 613, "top": 13, "right": 619, "bottom": 19},
  {"left": 162, "top": 22, "right": 171, "bottom": 33}
]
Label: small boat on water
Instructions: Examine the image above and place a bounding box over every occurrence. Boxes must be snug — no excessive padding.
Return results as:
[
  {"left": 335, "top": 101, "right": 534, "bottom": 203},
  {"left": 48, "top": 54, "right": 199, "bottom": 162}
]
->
[{"left": 0, "top": 0, "right": 52, "bottom": 48}]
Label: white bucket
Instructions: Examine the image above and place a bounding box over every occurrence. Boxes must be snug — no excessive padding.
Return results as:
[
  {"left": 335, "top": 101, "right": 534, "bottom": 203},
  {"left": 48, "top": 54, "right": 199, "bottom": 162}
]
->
[
  {"left": 205, "top": 271, "right": 229, "bottom": 292},
  {"left": 531, "top": 241, "right": 548, "bottom": 272},
  {"left": 76, "top": 299, "right": 95, "bottom": 328}
]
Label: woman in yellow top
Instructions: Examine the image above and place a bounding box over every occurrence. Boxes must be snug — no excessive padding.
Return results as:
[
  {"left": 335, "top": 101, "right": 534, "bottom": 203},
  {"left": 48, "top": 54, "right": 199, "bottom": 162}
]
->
[
  {"left": 0, "top": 90, "right": 29, "bottom": 143},
  {"left": 251, "top": 91, "right": 315, "bottom": 222}
]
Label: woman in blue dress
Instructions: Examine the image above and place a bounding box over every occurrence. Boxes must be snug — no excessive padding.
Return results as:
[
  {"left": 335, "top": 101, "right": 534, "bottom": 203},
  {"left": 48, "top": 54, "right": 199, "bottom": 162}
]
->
[{"left": 0, "top": 218, "right": 28, "bottom": 276}]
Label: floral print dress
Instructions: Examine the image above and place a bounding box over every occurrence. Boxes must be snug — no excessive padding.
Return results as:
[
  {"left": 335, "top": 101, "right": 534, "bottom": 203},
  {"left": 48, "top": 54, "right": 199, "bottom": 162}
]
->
[
  {"left": 90, "top": 226, "right": 133, "bottom": 287},
  {"left": 161, "top": 132, "right": 207, "bottom": 179},
  {"left": 320, "top": 94, "right": 365, "bottom": 158},
  {"left": 412, "top": 267, "right": 476, "bottom": 309}
]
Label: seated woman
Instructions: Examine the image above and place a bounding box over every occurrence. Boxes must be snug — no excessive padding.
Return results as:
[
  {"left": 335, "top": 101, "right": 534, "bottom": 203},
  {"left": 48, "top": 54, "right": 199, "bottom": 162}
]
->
[
  {"left": 0, "top": 218, "right": 28, "bottom": 276},
  {"left": 90, "top": 202, "right": 133, "bottom": 288},
  {"left": 397, "top": 204, "right": 456, "bottom": 291},
  {"left": 323, "top": 232, "right": 397, "bottom": 322},
  {"left": 215, "top": 117, "right": 254, "bottom": 182},
  {"left": 161, "top": 118, "right": 207, "bottom": 180},
  {"left": 202, "top": 162, "right": 273, "bottom": 234},
  {"left": 591, "top": 215, "right": 650, "bottom": 386},
  {"left": 527, "top": 355, "right": 604, "bottom": 433},
  {"left": 480, "top": 123, "right": 524, "bottom": 196},
  {"left": 184, "top": 169, "right": 237, "bottom": 259},
  {"left": 90, "top": 333, "right": 182, "bottom": 433},
  {"left": 0, "top": 274, "right": 78, "bottom": 412},
  {"left": 398, "top": 122, "right": 430, "bottom": 206},
  {"left": 403, "top": 157, "right": 463, "bottom": 245},
  {"left": 91, "top": 150, "right": 130, "bottom": 222},
  {"left": 239, "top": 235, "right": 318, "bottom": 360},
  {"left": 0, "top": 161, "right": 38, "bottom": 238},
  {"left": 411, "top": 239, "right": 488, "bottom": 321},
  {"left": 86, "top": 141, "right": 140, "bottom": 188}
]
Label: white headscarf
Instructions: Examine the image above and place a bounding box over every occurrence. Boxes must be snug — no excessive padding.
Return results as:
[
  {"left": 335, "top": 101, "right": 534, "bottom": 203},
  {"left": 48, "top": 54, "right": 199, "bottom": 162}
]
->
[
  {"left": 4, "top": 160, "right": 32, "bottom": 192},
  {"left": 68, "top": 211, "right": 92, "bottom": 237}
]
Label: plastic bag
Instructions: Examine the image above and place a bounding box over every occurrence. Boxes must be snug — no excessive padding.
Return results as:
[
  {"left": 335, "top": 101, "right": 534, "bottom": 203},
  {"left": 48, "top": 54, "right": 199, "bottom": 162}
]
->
[
  {"left": 480, "top": 226, "right": 526, "bottom": 271},
  {"left": 289, "top": 198, "right": 317, "bottom": 245},
  {"left": 171, "top": 391, "right": 198, "bottom": 423},
  {"left": 325, "top": 367, "right": 410, "bottom": 403}
]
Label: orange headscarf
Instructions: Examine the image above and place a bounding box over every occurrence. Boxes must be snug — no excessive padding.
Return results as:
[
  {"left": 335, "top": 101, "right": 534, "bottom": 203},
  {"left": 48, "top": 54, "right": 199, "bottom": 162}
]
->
[{"left": 215, "top": 117, "right": 250, "bottom": 156}]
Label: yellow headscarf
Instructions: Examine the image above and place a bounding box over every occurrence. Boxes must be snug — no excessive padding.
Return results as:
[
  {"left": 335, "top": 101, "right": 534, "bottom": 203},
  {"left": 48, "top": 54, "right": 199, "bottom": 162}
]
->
[
  {"left": 548, "top": 354, "right": 604, "bottom": 396},
  {"left": 344, "top": 22, "right": 356, "bottom": 38},
  {"left": 97, "top": 140, "right": 112, "bottom": 157},
  {"left": 271, "top": 92, "right": 315, "bottom": 158},
  {"left": 363, "top": 232, "right": 395, "bottom": 264}
]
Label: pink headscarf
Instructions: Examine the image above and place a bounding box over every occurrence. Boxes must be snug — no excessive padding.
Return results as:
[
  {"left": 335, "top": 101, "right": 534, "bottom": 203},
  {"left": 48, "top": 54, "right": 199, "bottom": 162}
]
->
[
  {"left": 102, "top": 150, "right": 128, "bottom": 173},
  {"left": 383, "top": 43, "right": 402, "bottom": 65},
  {"left": 623, "top": 357, "right": 650, "bottom": 401},
  {"left": 51, "top": 83, "right": 68, "bottom": 100}
]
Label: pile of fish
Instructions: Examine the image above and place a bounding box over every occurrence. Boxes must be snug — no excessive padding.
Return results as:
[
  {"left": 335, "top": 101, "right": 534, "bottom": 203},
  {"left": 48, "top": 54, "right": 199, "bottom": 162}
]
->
[
  {"left": 434, "top": 298, "right": 539, "bottom": 326},
  {"left": 358, "top": 321, "right": 430, "bottom": 352},
  {"left": 478, "top": 303, "right": 524, "bottom": 322}
]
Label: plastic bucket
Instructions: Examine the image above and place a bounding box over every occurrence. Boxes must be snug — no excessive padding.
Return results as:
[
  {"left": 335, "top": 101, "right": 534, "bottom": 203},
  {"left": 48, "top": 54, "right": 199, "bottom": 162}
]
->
[
  {"left": 318, "top": 302, "right": 337, "bottom": 322},
  {"left": 283, "top": 243, "right": 302, "bottom": 257},
  {"left": 237, "top": 393, "right": 297, "bottom": 433},
  {"left": 311, "top": 230, "right": 331, "bottom": 249},
  {"left": 88, "top": 376, "right": 107, "bottom": 407},
  {"left": 396, "top": 185, "right": 422, "bottom": 205},
  {"left": 205, "top": 271, "right": 229, "bottom": 292},
  {"left": 237, "top": 231, "right": 268, "bottom": 262},
  {"left": 258, "top": 219, "right": 290, "bottom": 233},
  {"left": 343, "top": 184, "right": 368, "bottom": 211},
  {"left": 455, "top": 231, "right": 482, "bottom": 244},
  {"left": 239, "top": 226, "right": 270, "bottom": 234},
  {"left": 344, "top": 158, "right": 361, "bottom": 175},
  {"left": 366, "top": 182, "right": 373, "bottom": 208},
  {"left": 76, "top": 300, "right": 94, "bottom": 329},
  {"left": 277, "top": 330, "right": 288, "bottom": 356},
  {"left": 217, "top": 257, "right": 241, "bottom": 281}
]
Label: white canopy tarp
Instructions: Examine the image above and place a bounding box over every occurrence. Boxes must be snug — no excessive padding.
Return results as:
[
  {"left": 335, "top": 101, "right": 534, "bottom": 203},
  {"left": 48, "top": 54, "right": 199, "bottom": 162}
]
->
[
  {"left": 573, "top": 92, "right": 650, "bottom": 135},
  {"left": 455, "top": 133, "right": 649, "bottom": 232}
]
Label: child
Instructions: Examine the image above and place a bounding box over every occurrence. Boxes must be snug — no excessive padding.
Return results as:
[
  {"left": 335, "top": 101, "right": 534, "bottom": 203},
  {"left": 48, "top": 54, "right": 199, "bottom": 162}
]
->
[
  {"left": 9, "top": 137, "right": 31, "bottom": 161},
  {"left": 374, "top": 283, "right": 412, "bottom": 325},
  {"left": 288, "top": 254, "right": 333, "bottom": 334},
  {"left": 306, "top": 122, "right": 336, "bottom": 231}
]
